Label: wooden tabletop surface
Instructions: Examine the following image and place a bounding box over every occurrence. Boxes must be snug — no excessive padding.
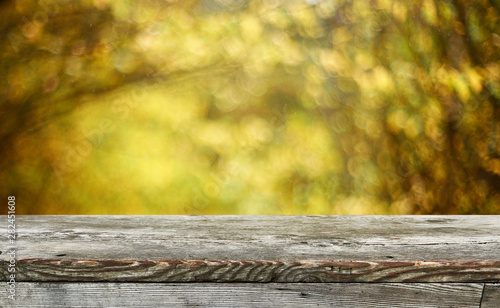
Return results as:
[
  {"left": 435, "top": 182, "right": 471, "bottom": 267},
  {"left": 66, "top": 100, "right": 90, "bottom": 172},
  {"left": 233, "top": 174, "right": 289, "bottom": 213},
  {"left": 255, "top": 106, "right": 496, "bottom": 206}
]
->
[{"left": 1, "top": 215, "right": 499, "bottom": 307}]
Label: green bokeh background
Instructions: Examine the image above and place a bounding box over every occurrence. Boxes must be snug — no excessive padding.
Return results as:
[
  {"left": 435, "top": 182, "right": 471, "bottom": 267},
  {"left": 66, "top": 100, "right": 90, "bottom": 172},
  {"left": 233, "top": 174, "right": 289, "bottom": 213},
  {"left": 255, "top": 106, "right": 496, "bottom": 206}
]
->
[{"left": 1, "top": 0, "right": 499, "bottom": 214}]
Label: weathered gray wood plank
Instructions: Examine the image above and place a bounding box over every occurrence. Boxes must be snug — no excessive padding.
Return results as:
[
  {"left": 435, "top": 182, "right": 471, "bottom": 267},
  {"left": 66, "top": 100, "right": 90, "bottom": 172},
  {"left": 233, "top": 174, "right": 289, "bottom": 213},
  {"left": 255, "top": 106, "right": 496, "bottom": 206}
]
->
[
  {"left": 0, "top": 283, "right": 485, "bottom": 308},
  {"left": 481, "top": 284, "right": 500, "bottom": 308},
  {"left": 3, "top": 215, "right": 500, "bottom": 260},
  {"left": 1, "top": 216, "right": 499, "bottom": 282}
]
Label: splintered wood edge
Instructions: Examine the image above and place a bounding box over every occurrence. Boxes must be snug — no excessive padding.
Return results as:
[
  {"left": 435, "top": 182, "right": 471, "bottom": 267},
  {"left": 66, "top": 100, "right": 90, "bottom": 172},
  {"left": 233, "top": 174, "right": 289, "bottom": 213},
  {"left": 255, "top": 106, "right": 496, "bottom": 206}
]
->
[{"left": 2, "top": 259, "right": 500, "bottom": 283}]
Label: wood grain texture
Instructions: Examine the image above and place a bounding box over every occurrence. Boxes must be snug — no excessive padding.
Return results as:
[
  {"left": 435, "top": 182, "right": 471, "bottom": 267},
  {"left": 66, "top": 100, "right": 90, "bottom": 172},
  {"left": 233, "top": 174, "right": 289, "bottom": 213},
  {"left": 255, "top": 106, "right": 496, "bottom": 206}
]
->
[
  {"left": 5, "top": 259, "right": 500, "bottom": 283},
  {"left": 0, "top": 215, "right": 499, "bottom": 282},
  {"left": 481, "top": 284, "right": 500, "bottom": 308},
  {"left": 0, "top": 283, "right": 484, "bottom": 308}
]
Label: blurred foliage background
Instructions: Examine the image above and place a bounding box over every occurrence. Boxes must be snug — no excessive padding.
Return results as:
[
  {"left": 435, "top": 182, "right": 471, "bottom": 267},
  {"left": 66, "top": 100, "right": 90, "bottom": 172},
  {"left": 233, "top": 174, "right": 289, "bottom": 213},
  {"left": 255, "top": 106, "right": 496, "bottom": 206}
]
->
[{"left": 0, "top": 0, "right": 499, "bottom": 214}]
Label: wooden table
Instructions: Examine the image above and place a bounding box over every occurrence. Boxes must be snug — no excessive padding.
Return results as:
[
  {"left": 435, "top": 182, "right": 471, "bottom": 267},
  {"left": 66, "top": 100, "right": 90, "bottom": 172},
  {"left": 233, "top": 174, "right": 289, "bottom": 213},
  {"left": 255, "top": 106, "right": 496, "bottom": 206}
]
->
[{"left": 1, "top": 216, "right": 499, "bottom": 307}]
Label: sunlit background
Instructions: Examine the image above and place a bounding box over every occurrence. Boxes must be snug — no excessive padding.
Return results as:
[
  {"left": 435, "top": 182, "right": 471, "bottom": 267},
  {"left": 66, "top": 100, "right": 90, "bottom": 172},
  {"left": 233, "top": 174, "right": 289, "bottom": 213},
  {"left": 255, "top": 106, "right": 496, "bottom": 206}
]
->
[{"left": 1, "top": 0, "right": 499, "bottom": 214}]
